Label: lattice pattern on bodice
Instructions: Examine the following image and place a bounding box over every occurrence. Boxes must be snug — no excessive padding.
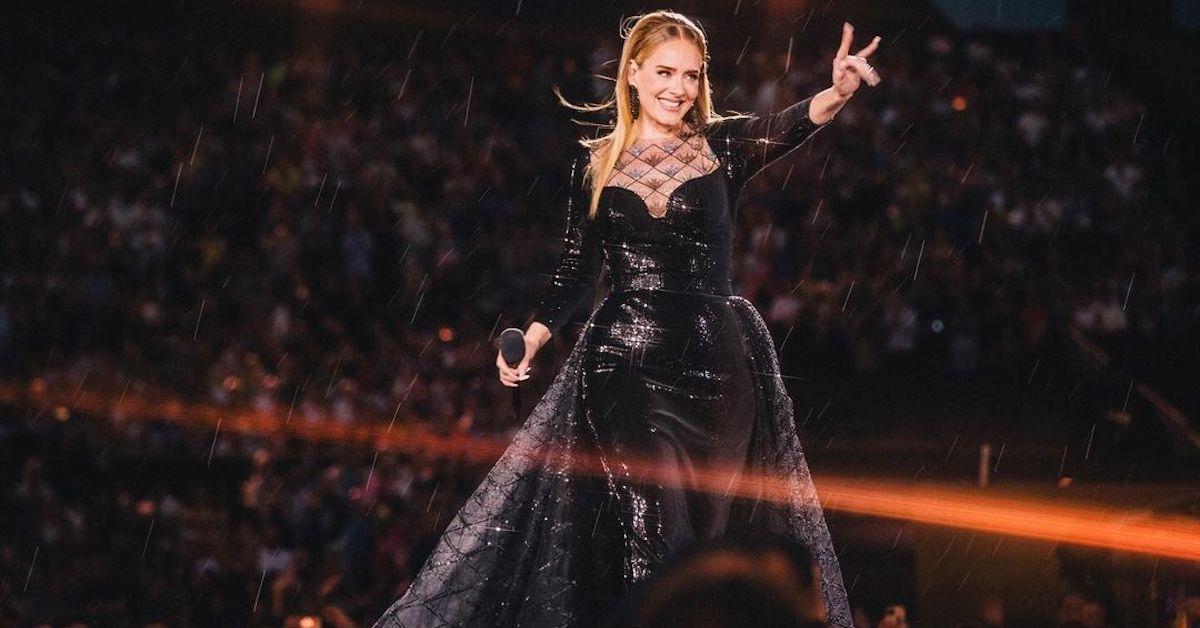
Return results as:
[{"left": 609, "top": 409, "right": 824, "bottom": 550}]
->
[{"left": 601, "top": 134, "right": 721, "bottom": 218}]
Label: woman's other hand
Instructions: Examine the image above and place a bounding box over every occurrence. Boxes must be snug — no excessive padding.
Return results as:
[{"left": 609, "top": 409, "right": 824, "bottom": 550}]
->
[
  {"left": 831, "top": 22, "right": 882, "bottom": 98},
  {"left": 496, "top": 321, "right": 552, "bottom": 387}
]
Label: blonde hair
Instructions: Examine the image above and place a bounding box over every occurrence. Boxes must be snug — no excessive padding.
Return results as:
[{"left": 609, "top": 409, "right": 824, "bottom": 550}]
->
[{"left": 555, "top": 10, "right": 734, "bottom": 218}]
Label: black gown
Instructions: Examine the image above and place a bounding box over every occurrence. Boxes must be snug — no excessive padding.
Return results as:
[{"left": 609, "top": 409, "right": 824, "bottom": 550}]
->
[{"left": 374, "top": 96, "right": 852, "bottom": 627}]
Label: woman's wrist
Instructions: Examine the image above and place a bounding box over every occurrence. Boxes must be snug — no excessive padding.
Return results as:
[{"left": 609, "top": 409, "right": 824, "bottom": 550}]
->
[
  {"left": 527, "top": 321, "right": 552, "bottom": 348},
  {"left": 809, "top": 86, "right": 853, "bottom": 125}
]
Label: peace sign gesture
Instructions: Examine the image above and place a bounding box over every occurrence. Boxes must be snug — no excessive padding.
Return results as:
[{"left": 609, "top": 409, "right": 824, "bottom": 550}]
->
[{"left": 832, "top": 22, "right": 882, "bottom": 98}]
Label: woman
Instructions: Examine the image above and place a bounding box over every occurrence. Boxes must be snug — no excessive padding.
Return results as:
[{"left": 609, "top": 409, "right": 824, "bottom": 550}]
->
[{"left": 375, "top": 11, "right": 881, "bottom": 628}]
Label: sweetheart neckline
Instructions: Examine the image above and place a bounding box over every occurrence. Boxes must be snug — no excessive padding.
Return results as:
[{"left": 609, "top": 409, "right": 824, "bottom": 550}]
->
[{"left": 600, "top": 167, "right": 722, "bottom": 220}]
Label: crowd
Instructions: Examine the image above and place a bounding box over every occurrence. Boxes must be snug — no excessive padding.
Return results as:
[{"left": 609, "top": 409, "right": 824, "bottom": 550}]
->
[{"left": 1, "top": 5, "right": 1196, "bottom": 627}]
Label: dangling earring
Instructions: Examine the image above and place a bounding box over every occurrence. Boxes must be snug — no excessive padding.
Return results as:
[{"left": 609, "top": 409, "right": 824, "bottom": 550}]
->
[{"left": 628, "top": 85, "right": 640, "bottom": 120}]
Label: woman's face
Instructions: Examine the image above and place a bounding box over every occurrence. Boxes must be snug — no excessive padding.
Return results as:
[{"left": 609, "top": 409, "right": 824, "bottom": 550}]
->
[{"left": 628, "top": 38, "right": 703, "bottom": 133}]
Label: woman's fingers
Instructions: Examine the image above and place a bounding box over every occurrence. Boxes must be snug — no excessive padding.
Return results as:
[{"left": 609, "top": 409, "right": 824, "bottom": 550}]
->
[
  {"left": 857, "top": 35, "right": 882, "bottom": 58},
  {"left": 834, "top": 26, "right": 883, "bottom": 92},
  {"left": 499, "top": 368, "right": 523, "bottom": 387},
  {"left": 496, "top": 353, "right": 516, "bottom": 386},
  {"left": 516, "top": 357, "right": 532, "bottom": 381},
  {"left": 846, "top": 55, "right": 882, "bottom": 87},
  {"left": 495, "top": 350, "right": 531, "bottom": 387},
  {"left": 836, "top": 22, "right": 854, "bottom": 60}
]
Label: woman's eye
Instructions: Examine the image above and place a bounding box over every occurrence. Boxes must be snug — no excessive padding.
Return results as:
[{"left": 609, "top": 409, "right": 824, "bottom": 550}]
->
[{"left": 658, "top": 70, "right": 670, "bottom": 77}]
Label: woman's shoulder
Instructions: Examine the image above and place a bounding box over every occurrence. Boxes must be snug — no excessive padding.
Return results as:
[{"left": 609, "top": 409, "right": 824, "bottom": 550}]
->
[
  {"left": 573, "top": 137, "right": 612, "bottom": 169},
  {"left": 700, "top": 112, "right": 755, "bottom": 139},
  {"left": 561, "top": 139, "right": 606, "bottom": 189}
]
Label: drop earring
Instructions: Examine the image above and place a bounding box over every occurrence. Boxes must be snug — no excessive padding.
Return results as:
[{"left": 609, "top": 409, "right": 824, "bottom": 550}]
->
[{"left": 628, "top": 85, "right": 640, "bottom": 120}]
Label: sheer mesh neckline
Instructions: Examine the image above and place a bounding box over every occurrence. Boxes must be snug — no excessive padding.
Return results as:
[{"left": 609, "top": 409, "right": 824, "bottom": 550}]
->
[{"left": 601, "top": 134, "right": 721, "bottom": 219}]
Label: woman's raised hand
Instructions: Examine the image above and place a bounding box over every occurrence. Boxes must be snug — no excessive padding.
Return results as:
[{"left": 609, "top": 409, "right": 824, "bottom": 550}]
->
[
  {"left": 832, "top": 22, "right": 882, "bottom": 98},
  {"left": 496, "top": 322, "right": 551, "bottom": 388}
]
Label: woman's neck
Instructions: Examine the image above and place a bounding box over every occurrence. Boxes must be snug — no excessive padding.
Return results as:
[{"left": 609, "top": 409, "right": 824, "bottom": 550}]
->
[
  {"left": 633, "top": 118, "right": 688, "bottom": 141},
  {"left": 632, "top": 120, "right": 694, "bottom": 143}
]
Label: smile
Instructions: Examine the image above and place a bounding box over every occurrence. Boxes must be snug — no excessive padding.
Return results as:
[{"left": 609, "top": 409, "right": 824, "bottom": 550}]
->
[{"left": 658, "top": 98, "right": 684, "bottom": 112}]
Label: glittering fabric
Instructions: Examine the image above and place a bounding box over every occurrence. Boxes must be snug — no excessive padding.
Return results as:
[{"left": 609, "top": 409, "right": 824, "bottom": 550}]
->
[{"left": 373, "top": 96, "right": 852, "bottom": 627}]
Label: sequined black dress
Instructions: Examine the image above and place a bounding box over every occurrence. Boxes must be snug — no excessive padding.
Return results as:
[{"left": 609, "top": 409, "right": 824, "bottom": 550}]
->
[{"left": 374, "top": 96, "right": 852, "bottom": 627}]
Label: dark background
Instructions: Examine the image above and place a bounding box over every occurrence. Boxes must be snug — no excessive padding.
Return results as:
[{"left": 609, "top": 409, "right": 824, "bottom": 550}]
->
[{"left": 1, "top": 0, "right": 1197, "bottom": 625}]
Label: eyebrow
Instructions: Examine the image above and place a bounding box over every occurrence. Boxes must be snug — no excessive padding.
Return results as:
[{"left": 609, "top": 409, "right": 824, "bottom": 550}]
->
[{"left": 654, "top": 64, "right": 701, "bottom": 73}]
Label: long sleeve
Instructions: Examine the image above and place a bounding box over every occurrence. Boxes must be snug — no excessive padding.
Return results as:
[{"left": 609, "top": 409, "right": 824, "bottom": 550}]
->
[
  {"left": 530, "top": 147, "right": 603, "bottom": 337},
  {"left": 720, "top": 95, "right": 828, "bottom": 190}
]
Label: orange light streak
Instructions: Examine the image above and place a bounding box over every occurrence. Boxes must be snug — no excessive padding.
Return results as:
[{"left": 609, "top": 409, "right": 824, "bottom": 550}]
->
[{"left": 3, "top": 379, "right": 1198, "bottom": 562}]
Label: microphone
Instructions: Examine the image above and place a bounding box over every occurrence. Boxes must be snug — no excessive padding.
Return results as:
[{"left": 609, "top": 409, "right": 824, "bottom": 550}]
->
[
  {"left": 498, "top": 327, "right": 526, "bottom": 418},
  {"left": 499, "top": 327, "right": 526, "bottom": 366}
]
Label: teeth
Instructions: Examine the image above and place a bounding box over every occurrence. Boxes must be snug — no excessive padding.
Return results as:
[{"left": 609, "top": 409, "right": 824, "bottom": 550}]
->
[{"left": 658, "top": 98, "right": 682, "bottom": 111}]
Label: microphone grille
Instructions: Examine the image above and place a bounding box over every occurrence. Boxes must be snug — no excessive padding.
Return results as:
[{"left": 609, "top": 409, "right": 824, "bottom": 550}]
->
[{"left": 498, "top": 328, "right": 526, "bottom": 364}]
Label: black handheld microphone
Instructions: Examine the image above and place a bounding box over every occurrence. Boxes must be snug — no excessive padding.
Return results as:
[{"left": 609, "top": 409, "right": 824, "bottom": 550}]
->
[{"left": 498, "top": 327, "right": 526, "bottom": 418}]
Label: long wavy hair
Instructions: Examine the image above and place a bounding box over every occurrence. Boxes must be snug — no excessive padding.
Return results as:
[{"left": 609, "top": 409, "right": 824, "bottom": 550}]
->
[{"left": 555, "top": 11, "right": 737, "bottom": 218}]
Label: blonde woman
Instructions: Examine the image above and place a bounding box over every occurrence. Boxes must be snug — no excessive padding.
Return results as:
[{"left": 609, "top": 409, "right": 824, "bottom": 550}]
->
[{"left": 376, "top": 11, "right": 880, "bottom": 628}]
